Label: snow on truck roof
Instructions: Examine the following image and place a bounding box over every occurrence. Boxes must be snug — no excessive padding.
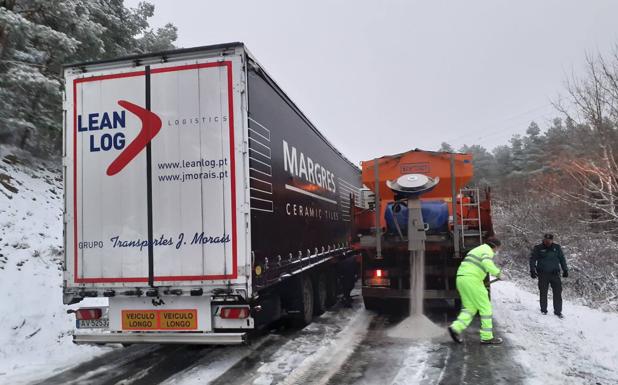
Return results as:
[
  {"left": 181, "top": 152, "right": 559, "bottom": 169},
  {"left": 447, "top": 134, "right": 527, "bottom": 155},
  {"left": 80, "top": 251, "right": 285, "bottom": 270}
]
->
[
  {"left": 63, "top": 42, "right": 245, "bottom": 69},
  {"left": 64, "top": 42, "right": 359, "bottom": 172}
]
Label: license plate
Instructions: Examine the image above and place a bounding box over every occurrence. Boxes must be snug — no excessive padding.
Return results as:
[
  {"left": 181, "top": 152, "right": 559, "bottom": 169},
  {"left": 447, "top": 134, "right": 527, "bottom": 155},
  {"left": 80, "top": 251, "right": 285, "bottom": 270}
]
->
[{"left": 77, "top": 318, "right": 109, "bottom": 329}]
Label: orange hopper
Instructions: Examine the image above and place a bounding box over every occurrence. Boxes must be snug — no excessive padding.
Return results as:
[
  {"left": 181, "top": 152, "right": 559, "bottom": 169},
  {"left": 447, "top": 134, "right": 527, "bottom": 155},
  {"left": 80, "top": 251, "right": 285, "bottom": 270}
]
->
[{"left": 360, "top": 150, "right": 473, "bottom": 228}]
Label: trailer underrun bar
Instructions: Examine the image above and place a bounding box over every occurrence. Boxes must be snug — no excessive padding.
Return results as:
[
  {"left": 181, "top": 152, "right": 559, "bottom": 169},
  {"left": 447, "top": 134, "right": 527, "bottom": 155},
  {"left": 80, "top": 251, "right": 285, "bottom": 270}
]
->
[{"left": 73, "top": 332, "right": 247, "bottom": 345}]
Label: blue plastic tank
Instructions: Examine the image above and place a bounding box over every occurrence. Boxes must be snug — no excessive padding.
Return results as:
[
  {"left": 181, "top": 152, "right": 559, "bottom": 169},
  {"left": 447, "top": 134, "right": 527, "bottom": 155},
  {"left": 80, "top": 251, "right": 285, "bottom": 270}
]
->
[{"left": 385, "top": 200, "right": 449, "bottom": 234}]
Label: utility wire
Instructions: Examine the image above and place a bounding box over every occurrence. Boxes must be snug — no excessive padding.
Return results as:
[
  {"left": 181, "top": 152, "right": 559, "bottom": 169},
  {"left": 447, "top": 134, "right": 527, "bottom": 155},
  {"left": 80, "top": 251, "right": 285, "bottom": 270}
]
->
[{"left": 446, "top": 102, "right": 555, "bottom": 144}]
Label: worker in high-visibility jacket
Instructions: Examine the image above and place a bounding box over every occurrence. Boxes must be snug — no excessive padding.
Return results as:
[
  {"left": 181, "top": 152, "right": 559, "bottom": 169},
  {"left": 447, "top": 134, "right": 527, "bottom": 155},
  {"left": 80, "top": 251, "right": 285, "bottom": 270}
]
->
[{"left": 448, "top": 238, "right": 503, "bottom": 345}]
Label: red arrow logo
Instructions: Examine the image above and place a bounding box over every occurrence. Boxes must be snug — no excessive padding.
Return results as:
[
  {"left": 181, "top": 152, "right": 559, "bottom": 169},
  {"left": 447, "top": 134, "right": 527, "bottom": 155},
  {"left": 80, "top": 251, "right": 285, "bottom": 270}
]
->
[{"left": 106, "top": 100, "right": 162, "bottom": 176}]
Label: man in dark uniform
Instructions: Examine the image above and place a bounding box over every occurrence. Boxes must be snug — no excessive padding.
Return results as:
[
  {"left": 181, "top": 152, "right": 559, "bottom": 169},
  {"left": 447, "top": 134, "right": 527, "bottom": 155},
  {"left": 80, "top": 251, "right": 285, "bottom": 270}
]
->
[{"left": 529, "top": 233, "right": 568, "bottom": 318}]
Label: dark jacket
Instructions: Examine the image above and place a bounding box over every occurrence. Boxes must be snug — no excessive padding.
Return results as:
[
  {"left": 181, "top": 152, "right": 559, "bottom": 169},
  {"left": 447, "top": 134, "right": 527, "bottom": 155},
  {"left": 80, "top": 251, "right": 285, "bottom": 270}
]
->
[{"left": 530, "top": 243, "right": 568, "bottom": 274}]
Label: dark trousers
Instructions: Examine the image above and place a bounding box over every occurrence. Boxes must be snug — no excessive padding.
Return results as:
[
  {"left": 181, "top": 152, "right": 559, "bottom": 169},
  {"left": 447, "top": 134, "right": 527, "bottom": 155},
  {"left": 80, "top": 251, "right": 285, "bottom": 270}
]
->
[
  {"left": 339, "top": 257, "right": 358, "bottom": 298},
  {"left": 538, "top": 272, "right": 562, "bottom": 314}
]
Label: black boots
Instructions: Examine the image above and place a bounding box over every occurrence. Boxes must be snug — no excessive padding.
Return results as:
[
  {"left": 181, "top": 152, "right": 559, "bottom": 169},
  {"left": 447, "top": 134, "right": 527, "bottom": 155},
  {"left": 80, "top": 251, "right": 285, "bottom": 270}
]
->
[
  {"left": 448, "top": 326, "right": 463, "bottom": 344},
  {"left": 481, "top": 337, "right": 503, "bottom": 345}
]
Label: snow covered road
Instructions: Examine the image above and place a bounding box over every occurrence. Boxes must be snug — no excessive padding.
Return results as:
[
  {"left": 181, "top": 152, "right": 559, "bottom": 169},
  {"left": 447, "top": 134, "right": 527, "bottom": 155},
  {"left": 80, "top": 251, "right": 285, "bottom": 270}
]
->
[
  {"left": 28, "top": 283, "right": 618, "bottom": 385},
  {"left": 31, "top": 297, "right": 527, "bottom": 385}
]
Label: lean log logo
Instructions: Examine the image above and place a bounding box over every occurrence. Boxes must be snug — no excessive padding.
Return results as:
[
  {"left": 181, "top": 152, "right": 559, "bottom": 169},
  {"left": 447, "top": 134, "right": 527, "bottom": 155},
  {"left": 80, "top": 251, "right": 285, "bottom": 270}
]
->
[
  {"left": 107, "top": 101, "right": 162, "bottom": 176},
  {"left": 77, "top": 99, "right": 162, "bottom": 176}
]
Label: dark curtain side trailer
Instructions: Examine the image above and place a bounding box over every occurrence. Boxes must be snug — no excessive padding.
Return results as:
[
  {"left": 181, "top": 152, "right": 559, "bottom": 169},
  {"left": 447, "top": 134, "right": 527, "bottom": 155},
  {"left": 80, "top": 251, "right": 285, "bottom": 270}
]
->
[{"left": 63, "top": 42, "right": 362, "bottom": 345}]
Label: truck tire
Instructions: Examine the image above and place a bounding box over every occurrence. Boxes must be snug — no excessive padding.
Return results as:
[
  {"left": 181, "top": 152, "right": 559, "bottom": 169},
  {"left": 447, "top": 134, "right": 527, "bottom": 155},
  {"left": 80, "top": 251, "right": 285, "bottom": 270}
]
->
[
  {"left": 314, "top": 273, "right": 328, "bottom": 315},
  {"left": 292, "top": 276, "right": 314, "bottom": 327},
  {"left": 363, "top": 297, "right": 406, "bottom": 313},
  {"left": 363, "top": 296, "right": 381, "bottom": 311}
]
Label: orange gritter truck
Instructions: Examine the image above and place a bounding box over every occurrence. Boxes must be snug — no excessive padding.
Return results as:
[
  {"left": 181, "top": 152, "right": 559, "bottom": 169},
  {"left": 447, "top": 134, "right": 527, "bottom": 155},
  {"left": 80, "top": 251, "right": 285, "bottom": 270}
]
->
[{"left": 353, "top": 150, "right": 495, "bottom": 311}]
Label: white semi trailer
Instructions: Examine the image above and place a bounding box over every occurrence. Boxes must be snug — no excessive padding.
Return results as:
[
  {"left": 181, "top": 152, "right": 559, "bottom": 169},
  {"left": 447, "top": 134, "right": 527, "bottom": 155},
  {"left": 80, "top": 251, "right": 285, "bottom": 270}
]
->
[{"left": 62, "top": 42, "right": 361, "bottom": 345}]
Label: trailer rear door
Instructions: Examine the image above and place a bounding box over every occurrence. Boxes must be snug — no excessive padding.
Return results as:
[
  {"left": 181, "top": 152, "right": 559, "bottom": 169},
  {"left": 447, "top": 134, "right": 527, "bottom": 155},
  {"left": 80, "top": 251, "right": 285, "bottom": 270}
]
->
[{"left": 64, "top": 54, "right": 247, "bottom": 288}]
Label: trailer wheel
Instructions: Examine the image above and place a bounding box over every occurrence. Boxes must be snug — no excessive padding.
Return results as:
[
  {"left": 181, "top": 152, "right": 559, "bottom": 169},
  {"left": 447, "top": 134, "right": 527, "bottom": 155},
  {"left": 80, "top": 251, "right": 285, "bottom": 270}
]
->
[
  {"left": 314, "top": 273, "right": 328, "bottom": 315},
  {"left": 294, "top": 276, "right": 314, "bottom": 326}
]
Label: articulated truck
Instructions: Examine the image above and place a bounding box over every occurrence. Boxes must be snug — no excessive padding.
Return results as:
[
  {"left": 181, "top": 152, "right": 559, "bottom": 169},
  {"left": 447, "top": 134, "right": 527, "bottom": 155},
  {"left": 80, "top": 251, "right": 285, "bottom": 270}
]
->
[{"left": 63, "top": 43, "right": 362, "bottom": 345}]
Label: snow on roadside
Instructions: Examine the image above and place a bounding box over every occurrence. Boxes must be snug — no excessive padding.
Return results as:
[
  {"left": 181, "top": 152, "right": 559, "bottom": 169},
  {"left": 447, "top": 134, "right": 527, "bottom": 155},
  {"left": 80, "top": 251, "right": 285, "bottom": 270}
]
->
[
  {"left": 493, "top": 281, "right": 618, "bottom": 385},
  {"left": 0, "top": 147, "right": 110, "bottom": 384}
]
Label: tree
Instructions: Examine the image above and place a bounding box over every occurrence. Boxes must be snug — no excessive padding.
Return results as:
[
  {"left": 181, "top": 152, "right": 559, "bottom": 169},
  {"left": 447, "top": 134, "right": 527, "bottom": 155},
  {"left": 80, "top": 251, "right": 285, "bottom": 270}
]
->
[
  {"left": 0, "top": 0, "right": 177, "bottom": 156},
  {"left": 553, "top": 51, "right": 618, "bottom": 230},
  {"left": 438, "top": 142, "right": 454, "bottom": 153},
  {"left": 521, "top": 121, "right": 545, "bottom": 174},
  {"left": 0, "top": 0, "right": 79, "bottom": 153},
  {"left": 459, "top": 144, "right": 496, "bottom": 185},
  {"left": 493, "top": 145, "right": 513, "bottom": 178},
  {"left": 560, "top": 157, "right": 618, "bottom": 231},
  {"left": 509, "top": 134, "right": 525, "bottom": 176}
]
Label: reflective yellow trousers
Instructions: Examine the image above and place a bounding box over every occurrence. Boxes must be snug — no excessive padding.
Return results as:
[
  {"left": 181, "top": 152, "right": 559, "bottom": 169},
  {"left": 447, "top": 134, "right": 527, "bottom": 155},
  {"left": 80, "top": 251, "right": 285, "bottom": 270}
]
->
[{"left": 450, "top": 275, "right": 494, "bottom": 341}]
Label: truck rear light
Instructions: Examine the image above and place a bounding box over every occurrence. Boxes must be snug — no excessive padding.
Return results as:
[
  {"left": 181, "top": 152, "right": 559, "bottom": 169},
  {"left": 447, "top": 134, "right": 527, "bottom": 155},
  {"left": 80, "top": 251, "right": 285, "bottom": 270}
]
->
[
  {"left": 219, "top": 307, "right": 250, "bottom": 319},
  {"left": 365, "top": 269, "right": 390, "bottom": 287},
  {"left": 75, "top": 308, "right": 102, "bottom": 320},
  {"left": 366, "top": 269, "right": 389, "bottom": 278}
]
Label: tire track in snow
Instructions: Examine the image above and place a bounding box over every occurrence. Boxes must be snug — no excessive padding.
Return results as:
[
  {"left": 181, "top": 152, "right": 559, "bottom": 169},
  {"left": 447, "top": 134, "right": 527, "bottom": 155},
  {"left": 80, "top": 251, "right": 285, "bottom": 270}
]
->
[
  {"left": 280, "top": 310, "right": 373, "bottom": 385},
  {"left": 33, "top": 343, "right": 225, "bottom": 385},
  {"left": 324, "top": 315, "right": 418, "bottom": 385},
  {"left": 390, "top": 343, "right": 431, "bottom": 385},
  {"left": 115, "top": 345, "right": 221, "bottom": 385},
  {"left": 161, "top": 335, "right": 275, "bottom": 385},
  {"left": 210, "top": 300, "right": 366, "bottom": 385},
  {"left": 32, "top": 344, "right": 164, "bottom": 385},
  {"left": 435, "top": 346, "right": 452, "bottom": 384}
]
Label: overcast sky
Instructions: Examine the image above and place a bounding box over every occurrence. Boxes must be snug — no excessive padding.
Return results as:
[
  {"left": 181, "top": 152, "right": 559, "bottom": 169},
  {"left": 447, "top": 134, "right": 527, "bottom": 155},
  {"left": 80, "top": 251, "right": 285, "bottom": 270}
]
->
[{"left": 127, "top": 0, "right": 618, "bottom": 164}]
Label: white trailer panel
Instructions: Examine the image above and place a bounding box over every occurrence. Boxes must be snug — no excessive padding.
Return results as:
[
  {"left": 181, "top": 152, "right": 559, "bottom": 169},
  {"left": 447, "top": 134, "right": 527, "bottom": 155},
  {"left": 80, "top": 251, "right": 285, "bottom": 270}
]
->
[{"left": 64, "top": 53, "right": 248, "bottom": 290}]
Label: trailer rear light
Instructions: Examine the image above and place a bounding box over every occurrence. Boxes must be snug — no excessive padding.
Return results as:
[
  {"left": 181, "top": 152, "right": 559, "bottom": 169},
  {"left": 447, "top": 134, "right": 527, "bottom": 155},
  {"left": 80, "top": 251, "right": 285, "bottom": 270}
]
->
[
  {"left": 75, "top": 308, "right": 102, "bottom": 320},
  {"left": 376, "top": 269, "right": 383, "bottom": 278},
  {"left": 219, "top": 306, "right": 250, "bottom": 319}
]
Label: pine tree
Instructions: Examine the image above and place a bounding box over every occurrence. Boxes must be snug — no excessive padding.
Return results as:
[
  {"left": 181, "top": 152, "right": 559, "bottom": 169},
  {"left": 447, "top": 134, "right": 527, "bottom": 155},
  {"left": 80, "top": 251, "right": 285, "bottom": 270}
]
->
[
  {"left": 509, "top": 135, "right": 525, "bottom": 176},
  {"left": 0, "top": 0, "right": 177, "bottom": 156},
  {"left": 459, "top": 144, "right": 496, "bottom": 185},
  {"left": 493, "top": 145, "right": 513, "bottom": 179},
  {"left": 521, "top": 121, "right": 545, "bottom": 174},
  {"left": 438, "top": 142, "right": 454, "bottom": 152}
]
